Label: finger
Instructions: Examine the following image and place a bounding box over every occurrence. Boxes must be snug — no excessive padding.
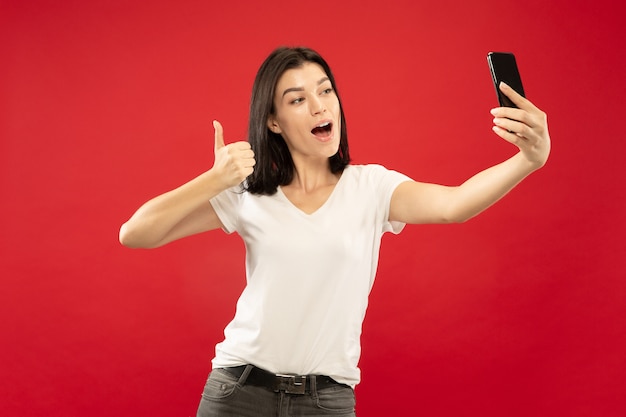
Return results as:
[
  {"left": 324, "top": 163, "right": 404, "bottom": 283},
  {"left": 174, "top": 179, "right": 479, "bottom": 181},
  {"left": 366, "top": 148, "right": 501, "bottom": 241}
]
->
[
  {"left": 239, "top": 148, "right": 256, "bottom": 167},
  {"left": 230, "top": 141, "right": 252, "bottom": 151},
  {"left": 213, "top": 120, "right": 225, "bottom": 152},
  {"left": 492, "top": 125, "right": 527, "bottom": 147},
  {"left": 492, "top": 116, "right": 530, "bottom": 138},
  {"left": 491, "top": 103, "right": 543, "bottom": 133},
  {"left": 498, "top": 82, "right": 538, "bottom": 112}
]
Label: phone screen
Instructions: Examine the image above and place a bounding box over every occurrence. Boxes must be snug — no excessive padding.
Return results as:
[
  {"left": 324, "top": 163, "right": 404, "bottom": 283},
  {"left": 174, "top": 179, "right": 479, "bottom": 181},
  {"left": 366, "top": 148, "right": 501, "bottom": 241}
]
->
[{"left": 487, "top": 52, "right": 525, "bottom": 108}]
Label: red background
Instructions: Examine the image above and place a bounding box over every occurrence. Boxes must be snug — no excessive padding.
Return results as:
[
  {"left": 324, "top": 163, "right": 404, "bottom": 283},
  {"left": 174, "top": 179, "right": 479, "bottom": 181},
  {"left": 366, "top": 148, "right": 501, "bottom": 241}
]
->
[{"left": 2, "top": 0, "right": 625, "bottom": 415}]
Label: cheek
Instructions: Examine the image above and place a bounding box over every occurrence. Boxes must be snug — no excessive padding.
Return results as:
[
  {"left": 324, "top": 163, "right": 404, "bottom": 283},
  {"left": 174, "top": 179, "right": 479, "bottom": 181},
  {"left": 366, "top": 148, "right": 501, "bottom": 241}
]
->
[
  {"left": 280, "top": 119, "right": 300, "bottom": 136},
  {"left": 276, "top": 119, "right": 305, "bottom": 143},
  {"left": 332, "top": 102, "right": 342, "bottom": 132},
  {"left": 274, "top": 110, "right": 295, "bottom": 134},
  {"left": 281, "top": 109, "right": 310, "bottom": 133},
  {"left": 330, "top": 99, "right": 341, "bottom": 119}
]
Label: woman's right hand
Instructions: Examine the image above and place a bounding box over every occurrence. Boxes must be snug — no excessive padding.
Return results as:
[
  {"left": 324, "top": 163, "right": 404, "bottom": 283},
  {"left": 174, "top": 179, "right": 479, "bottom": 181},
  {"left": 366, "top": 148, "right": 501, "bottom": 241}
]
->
[
  {"left": 211, "top": 120, "right": 256, "bottom": 189},
  {"left": 119, "top": 121, "right": 255, "bottom": 248}
]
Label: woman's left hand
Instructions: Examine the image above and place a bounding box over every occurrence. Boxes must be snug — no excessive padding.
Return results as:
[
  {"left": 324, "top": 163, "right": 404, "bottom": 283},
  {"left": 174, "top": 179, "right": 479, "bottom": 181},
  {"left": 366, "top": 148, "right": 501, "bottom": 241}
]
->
[{"left": 490, "top": 82, "right": 551, "bottom": 169}]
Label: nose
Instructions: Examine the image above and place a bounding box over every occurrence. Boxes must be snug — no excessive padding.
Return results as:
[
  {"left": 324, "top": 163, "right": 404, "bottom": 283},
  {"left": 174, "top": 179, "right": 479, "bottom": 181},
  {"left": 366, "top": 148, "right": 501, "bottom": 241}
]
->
[{"left": 309, "top": 94, "right": 326, "bottom": 115}]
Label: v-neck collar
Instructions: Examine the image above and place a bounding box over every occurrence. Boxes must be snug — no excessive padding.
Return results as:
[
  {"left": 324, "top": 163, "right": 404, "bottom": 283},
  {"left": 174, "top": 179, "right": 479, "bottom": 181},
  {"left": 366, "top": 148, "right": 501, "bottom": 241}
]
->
[{"left": 276, "top": 166, "right": 349, "bottom": 217}]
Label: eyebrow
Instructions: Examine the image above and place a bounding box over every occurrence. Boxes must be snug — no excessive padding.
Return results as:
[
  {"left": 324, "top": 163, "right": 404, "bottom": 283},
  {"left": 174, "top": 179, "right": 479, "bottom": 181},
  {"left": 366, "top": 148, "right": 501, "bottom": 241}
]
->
[{"left": 281, "top": 76, "right": 330, "bottom": 97}]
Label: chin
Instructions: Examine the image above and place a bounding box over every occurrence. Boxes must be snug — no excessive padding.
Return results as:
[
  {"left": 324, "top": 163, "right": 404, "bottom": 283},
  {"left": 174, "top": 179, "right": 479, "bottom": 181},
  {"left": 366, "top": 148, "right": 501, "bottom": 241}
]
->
[{"left": 325, "top": 139, "right": 341, "bottom": 157}]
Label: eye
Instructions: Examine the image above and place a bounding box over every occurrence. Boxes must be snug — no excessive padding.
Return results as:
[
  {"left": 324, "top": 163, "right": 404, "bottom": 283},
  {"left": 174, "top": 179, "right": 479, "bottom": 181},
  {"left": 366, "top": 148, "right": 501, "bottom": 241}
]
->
[
  {"left": 290, "top": 97, "right": 304, "bottom": 105},
  {"left": 321, "top": 87, "right": 333, "bottom": 95}
]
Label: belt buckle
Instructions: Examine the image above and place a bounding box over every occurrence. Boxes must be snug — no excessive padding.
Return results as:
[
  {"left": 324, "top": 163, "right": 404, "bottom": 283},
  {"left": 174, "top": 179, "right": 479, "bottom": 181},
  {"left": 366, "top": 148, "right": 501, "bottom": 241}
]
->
[{"left": 275, "top": 374, "right": 306, "bottom": 395}]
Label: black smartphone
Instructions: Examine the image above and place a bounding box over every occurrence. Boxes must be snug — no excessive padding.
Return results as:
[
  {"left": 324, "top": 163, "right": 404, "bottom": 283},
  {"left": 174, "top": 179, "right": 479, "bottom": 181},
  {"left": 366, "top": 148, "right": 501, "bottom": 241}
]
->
[{"left": 487, "top": 52, "right": 525, "bottom": 108}]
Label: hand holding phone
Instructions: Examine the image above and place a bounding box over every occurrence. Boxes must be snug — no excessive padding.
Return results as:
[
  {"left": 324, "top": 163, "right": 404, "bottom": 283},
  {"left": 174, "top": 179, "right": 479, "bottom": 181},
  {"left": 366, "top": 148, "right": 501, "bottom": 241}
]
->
[
  {"left": 487, "top": 52, "right": 525, "bottom": 108},
  {"left": 487, "top": 52, "right": 550, "bottom": 168}
]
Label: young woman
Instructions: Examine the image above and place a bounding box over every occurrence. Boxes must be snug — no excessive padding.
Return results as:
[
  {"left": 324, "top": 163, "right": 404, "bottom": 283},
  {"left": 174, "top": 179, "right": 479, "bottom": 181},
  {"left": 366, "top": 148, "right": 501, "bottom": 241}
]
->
[{"left": 119, "top": 47, "right": 550, "bottom": 417}]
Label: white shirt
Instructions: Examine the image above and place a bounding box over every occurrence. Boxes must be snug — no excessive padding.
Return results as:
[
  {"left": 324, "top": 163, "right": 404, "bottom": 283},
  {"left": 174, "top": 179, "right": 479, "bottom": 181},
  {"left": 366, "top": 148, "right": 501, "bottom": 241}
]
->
[{"left": 209, "top": 164, "right": 411, "bottom": 387}]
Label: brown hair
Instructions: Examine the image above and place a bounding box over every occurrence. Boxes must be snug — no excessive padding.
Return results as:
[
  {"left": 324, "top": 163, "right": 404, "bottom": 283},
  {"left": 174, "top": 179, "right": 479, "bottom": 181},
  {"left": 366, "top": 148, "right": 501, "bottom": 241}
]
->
[{"left": 245, "top": 46, "right": 350, "bottom": 195}]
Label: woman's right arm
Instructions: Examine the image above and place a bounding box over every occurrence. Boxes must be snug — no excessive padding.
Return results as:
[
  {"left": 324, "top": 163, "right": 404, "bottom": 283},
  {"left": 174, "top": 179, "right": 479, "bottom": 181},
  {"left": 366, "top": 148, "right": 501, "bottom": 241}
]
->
[{"left": 119, "top": 121, "right": 255, "bottom": 249}]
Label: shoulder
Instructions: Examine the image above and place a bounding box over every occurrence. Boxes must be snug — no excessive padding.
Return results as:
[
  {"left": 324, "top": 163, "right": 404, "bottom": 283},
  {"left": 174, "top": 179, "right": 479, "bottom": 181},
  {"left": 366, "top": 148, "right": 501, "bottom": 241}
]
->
[
  {"left": 344, "top": 163, "right": 392, "bottom": 178},
  {"left": 345, "top": 164, "right": 411, "bottom": 182}
]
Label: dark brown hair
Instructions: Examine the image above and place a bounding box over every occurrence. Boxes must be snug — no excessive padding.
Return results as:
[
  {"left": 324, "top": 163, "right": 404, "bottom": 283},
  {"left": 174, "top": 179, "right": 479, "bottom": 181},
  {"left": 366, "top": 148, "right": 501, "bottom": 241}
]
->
[{"left": 244, "top": 46, "right": 350, "bottom": 195}]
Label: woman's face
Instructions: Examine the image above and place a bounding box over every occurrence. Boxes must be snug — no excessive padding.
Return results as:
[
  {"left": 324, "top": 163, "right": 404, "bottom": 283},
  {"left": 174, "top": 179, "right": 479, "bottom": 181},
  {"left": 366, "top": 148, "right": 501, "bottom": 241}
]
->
[{"left": 268, "top": 62, "right": 341, "bottom": 163}]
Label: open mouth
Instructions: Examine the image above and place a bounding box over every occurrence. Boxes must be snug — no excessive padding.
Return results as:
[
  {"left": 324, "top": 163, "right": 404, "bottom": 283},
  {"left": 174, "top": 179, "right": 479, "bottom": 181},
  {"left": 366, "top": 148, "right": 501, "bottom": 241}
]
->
[{"left": 311, "top": 121, "right": 333, "bottom": 138}]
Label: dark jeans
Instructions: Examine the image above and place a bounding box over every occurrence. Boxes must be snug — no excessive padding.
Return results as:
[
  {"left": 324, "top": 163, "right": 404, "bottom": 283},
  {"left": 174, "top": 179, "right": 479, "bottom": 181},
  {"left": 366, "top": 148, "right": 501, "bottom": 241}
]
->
[{"left": 196, "top": 365, "right": 356, "bottom": 417}]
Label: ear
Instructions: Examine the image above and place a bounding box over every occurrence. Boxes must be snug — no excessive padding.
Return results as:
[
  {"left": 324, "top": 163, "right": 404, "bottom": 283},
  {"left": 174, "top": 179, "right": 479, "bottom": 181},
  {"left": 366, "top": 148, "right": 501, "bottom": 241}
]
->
[{"left": 267, "top": 116, "right": 282, "bottom": 134}]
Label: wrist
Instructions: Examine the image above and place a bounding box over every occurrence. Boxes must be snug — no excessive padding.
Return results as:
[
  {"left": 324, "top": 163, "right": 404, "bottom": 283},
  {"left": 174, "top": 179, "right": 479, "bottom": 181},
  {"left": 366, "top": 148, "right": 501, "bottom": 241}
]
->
[
  {"left": 198, "top": 168, "right": 230, "bottom": 197},
  {"left": 515, "top": 151, "right": 546, "bottom": 173}
]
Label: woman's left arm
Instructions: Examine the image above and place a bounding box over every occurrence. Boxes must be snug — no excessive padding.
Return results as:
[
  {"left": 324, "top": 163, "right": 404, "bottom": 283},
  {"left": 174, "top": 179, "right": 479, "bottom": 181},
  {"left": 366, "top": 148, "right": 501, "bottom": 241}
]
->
[{"left": 390, "top": 82, "right": 551, "bottom": 224}]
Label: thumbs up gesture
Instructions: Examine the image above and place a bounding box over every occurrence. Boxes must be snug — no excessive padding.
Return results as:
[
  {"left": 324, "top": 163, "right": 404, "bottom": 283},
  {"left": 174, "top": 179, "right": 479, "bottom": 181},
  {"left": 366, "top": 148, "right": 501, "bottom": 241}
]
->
[{"left": 212, "top": 120, "right": 256, "bottom": 189}]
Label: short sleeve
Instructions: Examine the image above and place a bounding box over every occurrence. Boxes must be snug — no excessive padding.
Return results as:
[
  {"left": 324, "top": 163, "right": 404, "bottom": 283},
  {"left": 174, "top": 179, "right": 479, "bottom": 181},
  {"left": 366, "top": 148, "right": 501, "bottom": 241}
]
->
[
  {"left": 369, "top": 164, "right": 413, "bottom": 235},
  {"left": 209, "top": 186, "right": 244, "bottom": 234}
]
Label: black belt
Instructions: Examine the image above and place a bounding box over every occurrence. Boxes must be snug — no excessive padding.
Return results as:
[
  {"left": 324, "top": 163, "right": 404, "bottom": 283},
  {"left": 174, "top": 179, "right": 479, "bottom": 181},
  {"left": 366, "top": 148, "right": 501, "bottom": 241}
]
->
[{"left": 223, "top": 365, "right": 345, "bottom": 395}]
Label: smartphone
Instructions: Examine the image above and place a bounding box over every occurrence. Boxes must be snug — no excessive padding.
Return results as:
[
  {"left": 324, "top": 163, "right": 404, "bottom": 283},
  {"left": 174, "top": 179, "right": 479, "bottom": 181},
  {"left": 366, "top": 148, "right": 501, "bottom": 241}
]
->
[{"left": 487, "top": 52, "right": 525, "bottom": 108}]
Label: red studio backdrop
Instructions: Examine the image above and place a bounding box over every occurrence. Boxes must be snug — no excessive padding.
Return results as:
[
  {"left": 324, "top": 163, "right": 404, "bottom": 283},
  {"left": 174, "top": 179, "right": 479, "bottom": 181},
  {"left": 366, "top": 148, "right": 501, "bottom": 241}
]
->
[{"left": 1, "top": 0, "right": 625, "bottom": 416}]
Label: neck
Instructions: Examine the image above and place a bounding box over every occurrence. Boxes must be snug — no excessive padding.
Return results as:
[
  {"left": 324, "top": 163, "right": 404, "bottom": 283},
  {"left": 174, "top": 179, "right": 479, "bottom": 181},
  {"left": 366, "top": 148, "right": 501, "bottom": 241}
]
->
[{"left": 289, "top": 158, "right": 338, "bottom": 193}]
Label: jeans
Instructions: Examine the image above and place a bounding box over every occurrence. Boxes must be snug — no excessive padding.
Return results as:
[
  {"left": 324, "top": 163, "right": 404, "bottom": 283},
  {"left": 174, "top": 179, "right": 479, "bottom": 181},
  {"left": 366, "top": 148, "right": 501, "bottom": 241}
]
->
[{"left": 196, "top": 366, "right": 356, "bottom": 417}]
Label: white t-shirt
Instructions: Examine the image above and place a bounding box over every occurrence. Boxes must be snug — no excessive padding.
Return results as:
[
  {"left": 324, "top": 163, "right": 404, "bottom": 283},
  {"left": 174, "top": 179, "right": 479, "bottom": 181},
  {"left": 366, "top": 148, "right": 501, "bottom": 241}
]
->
[{"left": 209, "top": 164, "right": 411, "bottom": 387}]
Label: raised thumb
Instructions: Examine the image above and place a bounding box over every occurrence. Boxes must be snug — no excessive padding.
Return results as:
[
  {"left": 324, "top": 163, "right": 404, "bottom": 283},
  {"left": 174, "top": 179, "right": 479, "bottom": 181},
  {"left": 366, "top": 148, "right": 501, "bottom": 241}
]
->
[{"left": 213, "top": 120, "right": 225, "bottom": 152}]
